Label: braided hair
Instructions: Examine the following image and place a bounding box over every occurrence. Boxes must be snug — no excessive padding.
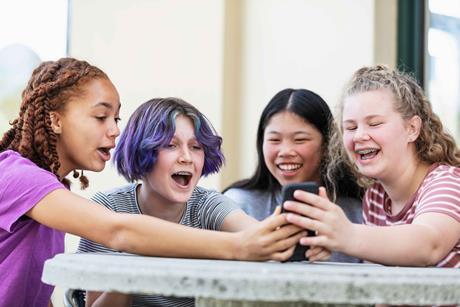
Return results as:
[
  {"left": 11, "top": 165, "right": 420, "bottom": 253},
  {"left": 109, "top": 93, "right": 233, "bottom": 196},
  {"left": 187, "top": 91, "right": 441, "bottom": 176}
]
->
[{"left": 0, "top": 58, "right": 108, "bottom": 189}]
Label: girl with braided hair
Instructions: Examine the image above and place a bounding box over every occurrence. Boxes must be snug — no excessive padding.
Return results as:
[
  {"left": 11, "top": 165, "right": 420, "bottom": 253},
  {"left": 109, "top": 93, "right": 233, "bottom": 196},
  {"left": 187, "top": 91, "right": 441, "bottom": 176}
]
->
[
  {"left": 284, "top": 65, "right": 460, "bottom": 267},
  {"left": 0, "top": 58, "right": 304, "bottom": 307}
]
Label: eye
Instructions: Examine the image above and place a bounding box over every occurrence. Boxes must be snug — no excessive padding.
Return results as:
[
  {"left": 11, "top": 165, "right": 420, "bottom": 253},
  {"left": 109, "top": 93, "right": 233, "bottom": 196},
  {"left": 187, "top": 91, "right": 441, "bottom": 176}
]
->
[
  {"left": 369, "top": 122, "right": 382, "bottom": 127},
  {"left": 115, "top": 117, "right": 122, "bottom": 124},
  {"left": 344, "top": 125, "right": 357, "bottom": 131},
  {"left": 267, "top": 138, "right": 280, "bottom": 143},
  {"left": 294, "top": 138, "right": 309, "bottom": 143},
  {"left": 95, "top": 116, "right": 107, "bottom": 122},
  {"left": 192, "top": 144, "right": 203, "bottom": 150},
  {"left": 166, "top": 143, "right": 176, "bottom": 149}
]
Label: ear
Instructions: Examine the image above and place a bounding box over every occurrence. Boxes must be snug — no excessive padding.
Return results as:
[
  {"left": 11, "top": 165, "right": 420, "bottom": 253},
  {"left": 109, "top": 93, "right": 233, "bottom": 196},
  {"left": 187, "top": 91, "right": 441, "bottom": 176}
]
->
[
  {"left": 406, "top": 115, "right": 422, "bottom": 143},
  {"left": 49, "top": 111, "right": 62, "bottom": 134}
]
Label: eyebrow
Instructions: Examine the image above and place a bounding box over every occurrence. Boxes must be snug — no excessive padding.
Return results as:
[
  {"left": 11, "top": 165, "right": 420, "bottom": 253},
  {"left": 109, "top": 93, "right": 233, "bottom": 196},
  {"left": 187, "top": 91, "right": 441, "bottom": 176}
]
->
[
  {"left": 265, "top": 130, "right": 312, "bottom": 135},
  {"left": 343, "top": 114, "right": 384, "bottom": 123},
  {"left": 93, "top": 101, "right": 121, "bottom": 111}
]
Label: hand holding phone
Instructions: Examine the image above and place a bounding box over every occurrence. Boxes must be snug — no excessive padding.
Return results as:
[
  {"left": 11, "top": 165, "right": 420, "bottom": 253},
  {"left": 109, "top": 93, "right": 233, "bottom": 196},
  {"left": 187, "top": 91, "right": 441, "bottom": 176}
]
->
[{"left": 280, "top": 182, "right": 319, "bottom": 262}]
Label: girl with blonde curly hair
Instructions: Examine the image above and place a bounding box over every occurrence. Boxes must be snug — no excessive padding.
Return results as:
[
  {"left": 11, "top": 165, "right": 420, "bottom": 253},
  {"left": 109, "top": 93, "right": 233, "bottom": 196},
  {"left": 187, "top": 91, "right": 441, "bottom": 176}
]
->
[
  {"left": 0, "top": 58, "right": 303, "bottom": 307},
  {"left": 284, "top": 65, "right": 460, "bottom": 267}
]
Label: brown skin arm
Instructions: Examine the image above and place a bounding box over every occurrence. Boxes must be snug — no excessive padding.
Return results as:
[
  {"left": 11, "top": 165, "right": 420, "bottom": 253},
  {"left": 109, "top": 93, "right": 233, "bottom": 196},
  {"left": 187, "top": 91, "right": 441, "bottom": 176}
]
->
[{"left": 26, "top": 188, "right": 303, "bottom": 261}]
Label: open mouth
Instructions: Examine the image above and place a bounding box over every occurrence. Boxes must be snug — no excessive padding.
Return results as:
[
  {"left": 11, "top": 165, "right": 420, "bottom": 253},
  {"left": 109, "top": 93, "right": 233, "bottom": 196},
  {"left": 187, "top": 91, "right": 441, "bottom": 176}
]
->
[
  {"left": 277, "top": 163, "right": 302, "bottom": 172},
  {"left": 172, "top": 171, "right": 193, "bottom": 187},
  {"left": 97, "top": 147, "right": 111, "bottom": 160},
  {"left": 356, "top": 148, "right": 379, "bottom": 161}
]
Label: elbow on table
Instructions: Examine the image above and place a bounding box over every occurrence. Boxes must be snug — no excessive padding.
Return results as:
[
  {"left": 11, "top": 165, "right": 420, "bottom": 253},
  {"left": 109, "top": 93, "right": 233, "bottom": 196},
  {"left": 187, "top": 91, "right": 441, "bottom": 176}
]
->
[{"left": 414, "top": 241, "right": 447, "bottom": 267}]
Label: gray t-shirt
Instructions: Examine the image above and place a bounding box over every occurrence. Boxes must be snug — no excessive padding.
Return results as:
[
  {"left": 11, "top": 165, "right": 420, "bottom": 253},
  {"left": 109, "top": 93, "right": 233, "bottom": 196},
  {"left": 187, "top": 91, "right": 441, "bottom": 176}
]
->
[
  {"left": 224, "top": 187, "right": 363, "bottom": 263},
  {"left": 78, "top": 183, "right": 239, "bottom": 307}
]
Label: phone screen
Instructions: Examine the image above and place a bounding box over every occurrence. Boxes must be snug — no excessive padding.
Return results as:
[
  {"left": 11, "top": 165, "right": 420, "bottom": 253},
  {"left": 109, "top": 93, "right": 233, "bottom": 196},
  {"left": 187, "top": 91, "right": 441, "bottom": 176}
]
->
[{"left": 280, "top": 182, "right": 319, "bottom": 262}]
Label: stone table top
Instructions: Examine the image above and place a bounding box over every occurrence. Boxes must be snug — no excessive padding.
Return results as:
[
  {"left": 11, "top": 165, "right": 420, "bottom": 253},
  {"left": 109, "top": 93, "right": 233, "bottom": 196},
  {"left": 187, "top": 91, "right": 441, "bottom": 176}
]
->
[{"left": 42, "top": 253, "right": 460, "bottom": 305}]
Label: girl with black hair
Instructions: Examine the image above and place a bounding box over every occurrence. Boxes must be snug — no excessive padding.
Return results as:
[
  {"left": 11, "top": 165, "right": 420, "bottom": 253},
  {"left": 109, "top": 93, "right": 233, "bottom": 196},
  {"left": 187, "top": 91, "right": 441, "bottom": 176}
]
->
[{"left": 224, "top": 88, "right": 363, "bottom": 263}]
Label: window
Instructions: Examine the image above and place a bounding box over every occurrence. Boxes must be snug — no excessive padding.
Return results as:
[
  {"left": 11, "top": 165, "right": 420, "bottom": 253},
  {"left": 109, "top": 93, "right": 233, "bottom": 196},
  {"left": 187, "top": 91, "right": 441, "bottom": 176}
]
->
[
  {"left": 0, "top": 0, "right": 68, "bottom": 134},
  {"left": 426, "top": 0, "right": 460, "bottom": 141}
]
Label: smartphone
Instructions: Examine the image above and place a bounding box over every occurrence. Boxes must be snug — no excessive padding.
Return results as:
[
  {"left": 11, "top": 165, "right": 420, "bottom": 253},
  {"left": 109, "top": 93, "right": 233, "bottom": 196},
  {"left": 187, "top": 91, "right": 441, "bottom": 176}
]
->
[{"left": 280, "top": 182, "right": 319, "bottom": 262}]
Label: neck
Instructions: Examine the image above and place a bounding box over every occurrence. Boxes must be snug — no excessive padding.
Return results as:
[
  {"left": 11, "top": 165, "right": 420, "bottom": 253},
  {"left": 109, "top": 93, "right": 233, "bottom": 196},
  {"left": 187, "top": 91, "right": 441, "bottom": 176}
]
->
[
  {"left": 380, "top": 158, "right": 431, "bottom": 213},
  {"left": 137, "top": 183, "right": 185, "bottom": 223}
]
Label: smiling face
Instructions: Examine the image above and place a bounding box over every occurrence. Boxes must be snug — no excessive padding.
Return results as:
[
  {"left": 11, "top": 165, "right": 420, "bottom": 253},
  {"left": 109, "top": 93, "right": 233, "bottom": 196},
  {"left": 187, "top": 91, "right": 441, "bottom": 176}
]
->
[
  {"left": 262, "top": 111, "right": 323, "bottom": 186},
  {"left": 342, "top": 88, "right": 420, "bottom": 182},
  {"left": 52, "top": 78, "right": 121, "bottom": 177},
  {"left": 143, "top": 115, "right": 205, "bottom": 206}
]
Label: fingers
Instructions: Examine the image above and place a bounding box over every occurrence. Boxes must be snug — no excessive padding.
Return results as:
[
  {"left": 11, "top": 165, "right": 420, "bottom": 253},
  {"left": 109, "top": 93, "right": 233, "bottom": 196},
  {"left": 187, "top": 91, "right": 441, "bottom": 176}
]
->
[
  {"left": 268, "top": 231, "right": 305, "bottom": 260},
  {"left": 272, "top": 206, "right": 281, "bottom": 216},
  {"left": 292, "top": 189, "right": 332, "bottom": 210},
  {"left": 285, "top": 212, "right": 325, "bottom": 234},
  {"left": 283, "top": 200, "right": 324, "bottom": 221},
  {"left": 270, "top": 244, "right": 296, "bottom": 262},
  {"left": 270, "top": 224, "right": 305, "bottom": 242},
  {"left": 306, "top": 246, "right": 331, "bottom": 262},
  {"left": 261, "top": 213, "right": 290, "bottom": 230}
]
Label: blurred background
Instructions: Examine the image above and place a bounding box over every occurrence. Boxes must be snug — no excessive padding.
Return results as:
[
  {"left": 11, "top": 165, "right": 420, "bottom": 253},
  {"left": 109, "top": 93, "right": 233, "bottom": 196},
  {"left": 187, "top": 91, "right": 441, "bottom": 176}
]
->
[{"left": 1, "top": 0, "right": 459, "bottom": 305}]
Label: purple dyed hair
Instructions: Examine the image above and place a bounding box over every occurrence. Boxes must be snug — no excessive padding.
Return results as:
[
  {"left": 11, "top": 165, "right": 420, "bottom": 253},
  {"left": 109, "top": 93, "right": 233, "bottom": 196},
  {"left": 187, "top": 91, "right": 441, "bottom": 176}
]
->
[{"left": 114, "top": 97, "right": 225, "bottom": 182}]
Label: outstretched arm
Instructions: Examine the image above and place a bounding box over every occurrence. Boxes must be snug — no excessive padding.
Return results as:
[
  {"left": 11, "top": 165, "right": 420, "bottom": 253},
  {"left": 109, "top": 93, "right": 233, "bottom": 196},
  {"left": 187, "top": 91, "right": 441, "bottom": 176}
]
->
[
  {"left": 27, "top": 189, "right": 303, "bottom": 261},
  {"left": 284, "top": 188, "right": 460, "bottom": 266}
]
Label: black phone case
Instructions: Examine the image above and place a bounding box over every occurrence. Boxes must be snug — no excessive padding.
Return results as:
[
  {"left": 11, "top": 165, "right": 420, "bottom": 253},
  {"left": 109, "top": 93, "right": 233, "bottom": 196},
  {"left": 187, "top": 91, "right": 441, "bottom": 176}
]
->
[{"left": 281, "top": 182, "right": 319, "bottom": 262}]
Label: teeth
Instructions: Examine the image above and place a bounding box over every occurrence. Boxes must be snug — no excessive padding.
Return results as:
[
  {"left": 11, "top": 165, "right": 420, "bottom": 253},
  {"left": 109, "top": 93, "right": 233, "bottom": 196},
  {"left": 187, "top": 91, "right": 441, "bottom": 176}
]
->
[
  {"left": 356, "top": 149, "right": 377, "bottom": 154},
  {"left": 174, "top": 171, "right": 192, "bottom": 176},
  {"left": 278, "top": 164, "right": 301, "bottom": 171}
]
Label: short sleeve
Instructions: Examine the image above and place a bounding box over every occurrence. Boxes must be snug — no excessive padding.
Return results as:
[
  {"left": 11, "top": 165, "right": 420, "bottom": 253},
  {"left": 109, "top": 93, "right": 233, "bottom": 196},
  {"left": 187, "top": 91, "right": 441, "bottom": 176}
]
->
[
  {"left": 416, "top": 166, "right": 460, "bottom": 222},
  {"left": 198, "top": 189, "right": 240, "bottom": 230},
  {"left": 0, "top": 151, "right": 64, "bottom": 232}
]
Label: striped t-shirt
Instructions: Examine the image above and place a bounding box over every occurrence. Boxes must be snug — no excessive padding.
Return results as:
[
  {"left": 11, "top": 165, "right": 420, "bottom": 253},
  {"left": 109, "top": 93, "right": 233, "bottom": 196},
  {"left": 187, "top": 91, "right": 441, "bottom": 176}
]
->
[
  {"left": 363, "top": 164, "right": 460, "bottom": 268},
  {"left": 77, "top": 183, "right": 240, "bottom": 307}
]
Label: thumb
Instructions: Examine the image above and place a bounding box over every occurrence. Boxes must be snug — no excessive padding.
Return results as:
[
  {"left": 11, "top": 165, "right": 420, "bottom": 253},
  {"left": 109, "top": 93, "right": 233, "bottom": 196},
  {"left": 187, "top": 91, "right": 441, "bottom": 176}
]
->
[
  {"left": 272, "top": 206, "right": 281, "bottom": 216},
  {"left": 319, "top": 187, "right": 329, "bottom": 200}
]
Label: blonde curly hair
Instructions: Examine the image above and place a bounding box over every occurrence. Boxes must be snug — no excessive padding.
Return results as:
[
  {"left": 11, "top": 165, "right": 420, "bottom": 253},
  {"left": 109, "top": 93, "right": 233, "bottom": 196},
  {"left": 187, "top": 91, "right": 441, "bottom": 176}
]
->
[{"left": 327, "top": 64, "right": 460, "bottom": 188}]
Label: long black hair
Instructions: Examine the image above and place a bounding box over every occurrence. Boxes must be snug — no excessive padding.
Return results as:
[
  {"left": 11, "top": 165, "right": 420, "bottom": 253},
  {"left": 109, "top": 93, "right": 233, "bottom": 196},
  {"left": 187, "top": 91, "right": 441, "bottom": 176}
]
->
[{"left": 223, "top": 88, "right": 361, "bottom": 200}]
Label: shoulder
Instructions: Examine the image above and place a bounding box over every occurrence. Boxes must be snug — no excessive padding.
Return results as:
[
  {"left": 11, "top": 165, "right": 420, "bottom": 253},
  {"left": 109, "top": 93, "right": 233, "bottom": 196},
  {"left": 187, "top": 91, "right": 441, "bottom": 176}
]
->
[
  {"left": 0, "top": 150, "right": 61, "bottom": 183},
  {"left": 224, "top": 187, "right": 267, "bottom": 203},
  {"left": 91, "top": 183, "right": 138, "bottom": 212},
  {"left": 416, "top": 164, "right": 460, "bottom": 210},
  {"left": 419, "top": 164, "right": 460, "bottom": 196},
  {"left": 425, "top": 164, "right": 460, "bottom": 183},
  {"left": 0, "top": 150, "right": 64, "bottom": 199}
]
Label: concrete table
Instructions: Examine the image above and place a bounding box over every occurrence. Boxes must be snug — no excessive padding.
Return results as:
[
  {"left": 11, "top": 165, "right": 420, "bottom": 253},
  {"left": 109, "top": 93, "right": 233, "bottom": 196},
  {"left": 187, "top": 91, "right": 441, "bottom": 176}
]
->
[{"left": 42, "top": 253, "right": 460, "bottom": 306}]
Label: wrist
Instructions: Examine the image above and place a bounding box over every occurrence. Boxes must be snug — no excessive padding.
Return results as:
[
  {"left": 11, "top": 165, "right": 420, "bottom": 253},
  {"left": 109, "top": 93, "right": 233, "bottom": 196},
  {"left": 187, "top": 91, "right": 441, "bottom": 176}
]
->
[
  {"left": 342, "top": 223, "right": 360, "bottom": 256},
  {"left": 226, "top": 232, "right": 240, "bottom": 260}
]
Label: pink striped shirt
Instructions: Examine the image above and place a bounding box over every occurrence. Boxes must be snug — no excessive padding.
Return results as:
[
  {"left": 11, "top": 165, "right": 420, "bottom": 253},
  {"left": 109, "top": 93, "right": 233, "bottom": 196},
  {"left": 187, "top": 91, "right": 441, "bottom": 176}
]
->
[{"left": 363, "top": 164, "right": 460, "bottom": 268}]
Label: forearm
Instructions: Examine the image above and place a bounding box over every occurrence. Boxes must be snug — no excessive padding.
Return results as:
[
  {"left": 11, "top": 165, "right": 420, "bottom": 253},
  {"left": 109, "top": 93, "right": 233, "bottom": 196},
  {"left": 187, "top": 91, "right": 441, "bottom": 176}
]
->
[
  {"left": 110, "top": 213, "right": 238, "bottom": 260},
  {"left": 345, "top": 224, "right": 443, "bottom": 266},
  {"left": 87, "top": 291, "right": 132, "bottom": 307}
]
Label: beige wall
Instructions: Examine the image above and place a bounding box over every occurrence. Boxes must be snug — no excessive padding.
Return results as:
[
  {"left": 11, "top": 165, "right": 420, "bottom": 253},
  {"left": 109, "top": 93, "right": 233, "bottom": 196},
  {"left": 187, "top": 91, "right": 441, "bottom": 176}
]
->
[{"left": 69, "top": 0, "right": 396, "bottom": 196}]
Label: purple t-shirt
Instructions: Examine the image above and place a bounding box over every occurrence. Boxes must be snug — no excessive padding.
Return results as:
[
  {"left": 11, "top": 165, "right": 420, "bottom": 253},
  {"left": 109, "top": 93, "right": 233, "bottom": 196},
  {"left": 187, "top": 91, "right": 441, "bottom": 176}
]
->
[{"left": 0, "top": 150, "right": 65, "bottom": 307}]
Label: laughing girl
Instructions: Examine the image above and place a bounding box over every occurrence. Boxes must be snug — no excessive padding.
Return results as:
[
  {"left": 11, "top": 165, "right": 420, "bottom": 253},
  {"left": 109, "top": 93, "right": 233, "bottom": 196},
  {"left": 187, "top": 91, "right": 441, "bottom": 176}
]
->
[{"left": 284, "top": 65, "right": 460, "bottom": 267}]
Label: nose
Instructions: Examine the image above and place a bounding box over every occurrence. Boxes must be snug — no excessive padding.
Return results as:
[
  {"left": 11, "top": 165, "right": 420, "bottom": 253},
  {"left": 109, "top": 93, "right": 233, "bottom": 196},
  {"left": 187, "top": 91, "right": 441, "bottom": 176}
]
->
[
  {"left": 108, "top": 120, "right": 120, "bottom": 138},
  {"left": 353, "top": 126, "right": 370, "bottom": 142},
  {"left": 178, "top": 147, "right": 192, "bottom": 164},
  {"left": 278, "top": 141, "right": 295, "bottom": 157}
]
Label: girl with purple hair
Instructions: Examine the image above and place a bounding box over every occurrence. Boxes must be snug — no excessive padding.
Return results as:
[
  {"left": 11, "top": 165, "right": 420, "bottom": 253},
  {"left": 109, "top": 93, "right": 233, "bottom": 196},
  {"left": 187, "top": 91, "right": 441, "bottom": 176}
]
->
[{"left": 77, "top": 97, "right": 315, "bottom": 306}]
